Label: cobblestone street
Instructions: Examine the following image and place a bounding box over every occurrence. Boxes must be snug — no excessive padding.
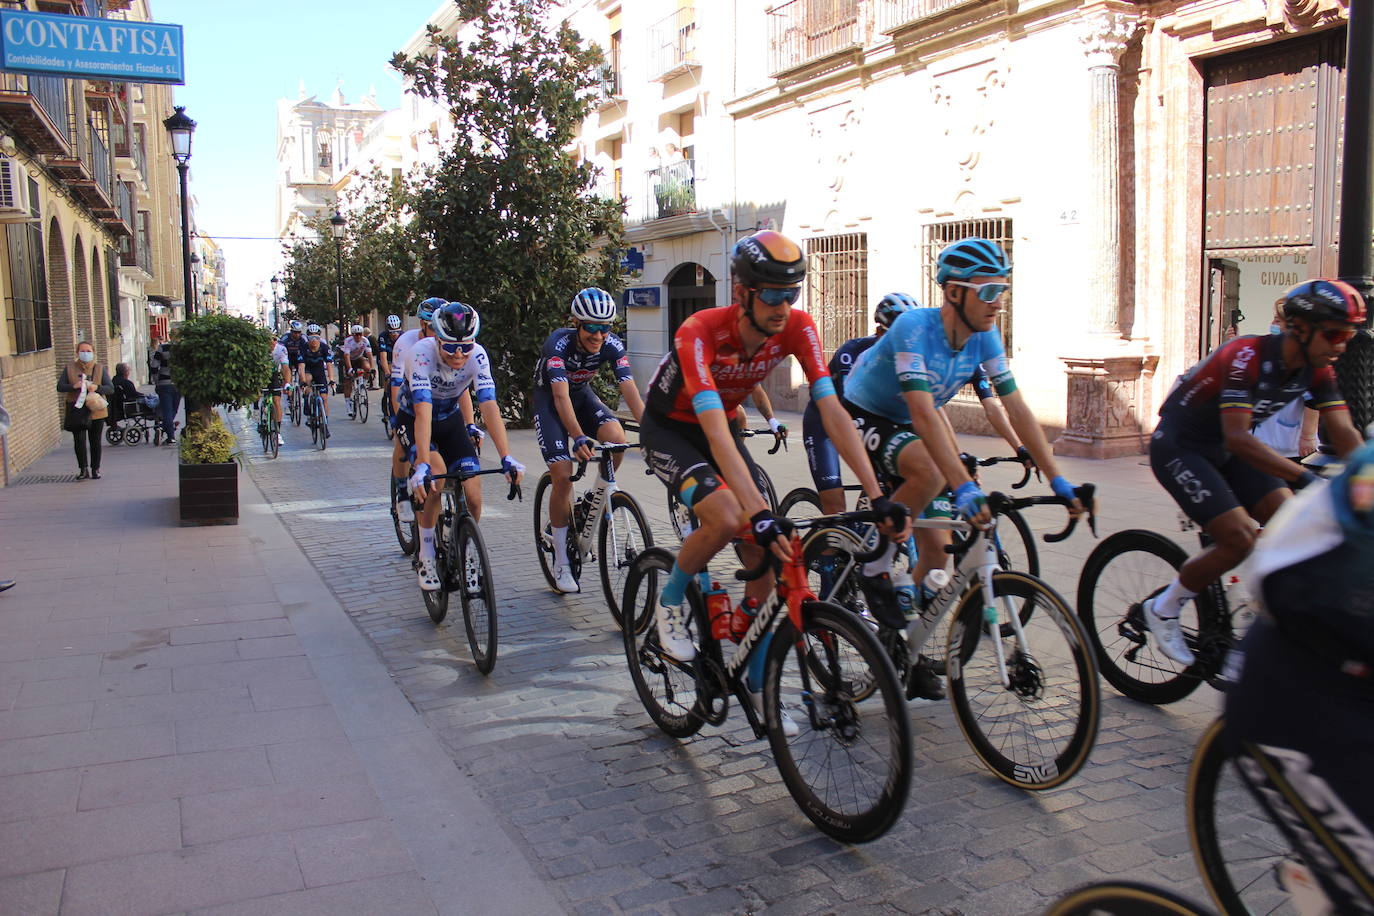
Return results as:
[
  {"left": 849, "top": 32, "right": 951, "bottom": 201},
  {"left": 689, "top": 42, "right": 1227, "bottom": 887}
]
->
[{"left": 227, "top": 393, "right": 1224, "bottom": 916}]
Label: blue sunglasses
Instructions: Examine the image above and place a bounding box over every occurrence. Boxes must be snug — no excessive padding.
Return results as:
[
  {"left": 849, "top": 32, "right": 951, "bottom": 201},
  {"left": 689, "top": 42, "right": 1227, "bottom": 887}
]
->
[
  {"left": 754, "top": 287, "right": 801, "bottom": 307},
  {"left": 579, "top": 323, "right": 612, "bottom": 335},
  {"left": 440, "top": 341, "right": 475, "bottom": 354},
  {"left": 946, "top": 280, "right": 1010, "bottom": 303}
]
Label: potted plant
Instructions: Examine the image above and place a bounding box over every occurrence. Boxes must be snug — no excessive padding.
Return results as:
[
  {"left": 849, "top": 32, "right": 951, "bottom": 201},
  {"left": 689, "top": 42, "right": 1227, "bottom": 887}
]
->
[{"left": 170, "top": 314, "right": 274, "bottom": 525}]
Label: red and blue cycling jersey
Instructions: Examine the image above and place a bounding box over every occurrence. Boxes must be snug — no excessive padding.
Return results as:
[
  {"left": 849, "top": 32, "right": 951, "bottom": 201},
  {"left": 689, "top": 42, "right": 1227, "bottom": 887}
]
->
[
  {"left": 646, "top": 304, "right": 834, "bottom": 423},
  {"left": 1158, "top": 334, "right": 1347, "bottom": 444}
]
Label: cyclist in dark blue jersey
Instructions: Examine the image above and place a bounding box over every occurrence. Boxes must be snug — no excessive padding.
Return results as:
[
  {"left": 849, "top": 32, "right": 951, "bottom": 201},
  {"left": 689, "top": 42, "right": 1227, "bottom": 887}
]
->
[
  {"left": 534, "top": 288, "right": 645, "bottom": 594},
  {"left": 292, "top": 324, "right": 334, "bottom": 426},
  {"left": 1144, "top": 279, "right": 1365, "bottom": 664}
]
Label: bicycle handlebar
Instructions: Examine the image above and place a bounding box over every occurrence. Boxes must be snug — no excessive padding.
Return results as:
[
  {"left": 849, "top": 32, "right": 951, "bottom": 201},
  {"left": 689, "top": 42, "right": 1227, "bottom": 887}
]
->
[
  {"left": 950, "top": 483, "right": 1096, "bottom": 551},
  {"left": 568, "top": 441, "right": 640, "bottom": 483},
  {"left": 733, "top": 508, "right": 900, "bottom": 582},
  {"left": 427, "top": 466, "right": 523, "bottom": 501},
  {"left": 736, "top": 426, "right": 788, "bottom": 455},
  {"left": 960, "top": 452, "right": 1036, "bottom": 489}
]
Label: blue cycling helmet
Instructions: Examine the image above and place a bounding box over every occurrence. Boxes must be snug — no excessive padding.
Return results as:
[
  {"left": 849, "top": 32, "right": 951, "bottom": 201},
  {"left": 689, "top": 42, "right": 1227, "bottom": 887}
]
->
[
  {"left": 874, "top": 292, "right": 920, "bottom": 328},
  {"left": 1331, "top": 440, "right": 1374, "bottom": 540},
  {"left": 935, "top": 238, "right": 1012, "bottom": 285},
  {"left": 417, "top": 297, "right": 446, "bottom": 322}
]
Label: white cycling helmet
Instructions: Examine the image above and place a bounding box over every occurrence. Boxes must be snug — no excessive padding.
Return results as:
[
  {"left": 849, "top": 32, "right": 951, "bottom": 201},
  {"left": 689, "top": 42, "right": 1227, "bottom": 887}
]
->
[
  {"left": 386, "top": 314, "right": 402, "bottom": 330},
  {"left": 288, "top": 319, "right": 303, "bottom": 332},
  {"left": 306, "top": 323, "right": 323, "bottom": 336},
  {"left": 349, "top": 324, "right": 364, "bottom": 335},
  {"left": 570, "top": 288, "right": 616, "bottom": 323}
]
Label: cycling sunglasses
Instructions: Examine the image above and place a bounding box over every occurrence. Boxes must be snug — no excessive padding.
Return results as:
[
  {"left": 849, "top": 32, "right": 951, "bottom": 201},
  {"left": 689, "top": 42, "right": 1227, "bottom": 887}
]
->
[
  {"left": 754, "top": 287, "right": 801, "bottom": 307},
  {"left": 946, "top": 280, "right": 1011, "bottom": 303},
  {"left": 579, "top": 322, "right": 612, "bottom": 335},
  {"left": 440, "top": 341, "right": 475, "bottom": 355},
  {"left": 1319, "top": 326, "right": 1357, "bottom": 344}
]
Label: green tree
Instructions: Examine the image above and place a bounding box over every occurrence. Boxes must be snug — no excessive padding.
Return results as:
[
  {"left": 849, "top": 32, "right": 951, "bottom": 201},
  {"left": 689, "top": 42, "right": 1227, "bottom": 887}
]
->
[
  {"left": 281, "top": 169, "right": 422, "bottom": 332},
  {"left": 391, "top": 0, "right": 625, "bottom": 424},
  {"left": 170, "top": 314, "right": 275, "bottom": 428}
]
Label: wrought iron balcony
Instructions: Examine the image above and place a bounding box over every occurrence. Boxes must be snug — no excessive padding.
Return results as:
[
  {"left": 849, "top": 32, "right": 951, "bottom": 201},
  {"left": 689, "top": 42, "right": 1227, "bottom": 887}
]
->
[
  {"left": 0, "top": 72, "right": 72, "bottom": 156},
  {"left": 596, "top": 48, "right": 624, "bottom": 110},
  {"left": 104, "top": 179, "right": 133, "bottom": 238},
  {"left": 645, "top": 159, "right": 696, "bottom": 220},
  {"left": 875, "top": 0, "right": 969, "bottom": 31},
  {"left": 768, "top": 0, "right": 862, "bottom": 77},
  {"left": 648, "top": 8, "right": 699, "bottom": 82}
]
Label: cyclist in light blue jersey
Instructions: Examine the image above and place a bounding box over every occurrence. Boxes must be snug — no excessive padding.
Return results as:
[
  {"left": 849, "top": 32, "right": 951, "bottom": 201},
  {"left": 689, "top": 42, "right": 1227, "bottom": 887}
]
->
[{"left": 841, "top": 239, "right": 1082, "bottom": 644}]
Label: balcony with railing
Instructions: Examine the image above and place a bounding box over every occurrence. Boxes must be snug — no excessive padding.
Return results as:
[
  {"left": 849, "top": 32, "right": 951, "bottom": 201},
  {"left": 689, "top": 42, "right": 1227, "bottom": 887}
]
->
[
  {"left": 645, "top": 159, "right": 696, "bottom": 220},
  {"left": 0, "top": 72, "right": 72, "bottom": 155},
  {"left": 66, "top": 124, "right": 115, "bottom": 214},
  {"left": 648, "top": 8, "right": 699, "bottom": 82},
  {"left": 595, "top": 47, "right": 624, "bottom": 110},
  {"left": 105, "top": 179, "right": 134, "bottom": 239},
  {"left": 876, "top": 0, "right": 971, "bottom": 31},
  {"left": 768, "top": 0, "right": 862, "bottom": 77}
]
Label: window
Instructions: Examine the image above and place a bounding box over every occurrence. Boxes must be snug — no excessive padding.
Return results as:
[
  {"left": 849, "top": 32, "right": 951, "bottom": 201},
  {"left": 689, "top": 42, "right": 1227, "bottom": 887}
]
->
[
  {"left": 804, "top": 232, "right": 868, "bottom": 358},
  {"left": 6, "top": 178, "right": 50, "bottom": 354},
  {"left": 923, "top": 218, "right": 1014, "bottom": 354}
]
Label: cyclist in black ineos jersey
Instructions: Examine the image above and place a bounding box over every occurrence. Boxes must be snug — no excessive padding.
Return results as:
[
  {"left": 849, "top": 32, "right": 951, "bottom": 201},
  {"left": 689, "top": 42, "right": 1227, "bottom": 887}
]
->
[{"left": 1145, "top": 279, "right": 1366, "bottom": 664}]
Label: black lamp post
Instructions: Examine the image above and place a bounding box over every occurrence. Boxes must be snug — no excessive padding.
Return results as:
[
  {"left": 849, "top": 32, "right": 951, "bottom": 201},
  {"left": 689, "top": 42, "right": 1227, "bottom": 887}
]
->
[
  {"left": 188, "top": 252, "right": 200, "bottom": 315},
  {"left": 329, "top": 211, "right": 346, "bottom": 341},
  {"left": 1334, "top": 0, "right": 1374, "bottom": 431},
  {"left": 162, "top": 105, "right": 196, "bottom": 318},
  {"left": 270, "top": 274, "right": 281, "bottom": 331}
]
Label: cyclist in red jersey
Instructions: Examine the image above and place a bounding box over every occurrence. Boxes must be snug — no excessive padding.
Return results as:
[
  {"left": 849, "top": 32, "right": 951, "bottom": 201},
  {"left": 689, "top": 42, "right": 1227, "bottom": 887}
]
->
[
  {"left": 641, "top": 230, "right": 910, "bottom": 663},
  {"left": 1144, "top": 279, "right": 1366, "bottom": 664}
]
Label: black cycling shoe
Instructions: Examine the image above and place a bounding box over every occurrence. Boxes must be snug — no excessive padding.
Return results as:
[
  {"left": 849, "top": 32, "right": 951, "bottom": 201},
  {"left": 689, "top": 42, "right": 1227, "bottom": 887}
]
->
[
  {"left": 920, "top": 653, "right": 946, "bottom": 676},
  {"left": 857, "top": 572, "right": 907, "bottom": 629},
  {"left": 905, "top": 658, "right": 946, "bottom": 701}
]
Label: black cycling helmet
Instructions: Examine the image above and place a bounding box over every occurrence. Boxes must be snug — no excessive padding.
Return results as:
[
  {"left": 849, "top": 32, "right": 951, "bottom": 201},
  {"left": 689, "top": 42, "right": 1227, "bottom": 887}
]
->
[
  {"left": 1282, "top": 279, "right": 1368, "bottom": 326},
  {"left": 875, "top": 292, "right": 920, "bottom": 329},
  {"left": 432, "top": 302, "right": 480, "bottom": 345},
  {"left": 732, "top": 230, "right": 805, "bottom": 288}
]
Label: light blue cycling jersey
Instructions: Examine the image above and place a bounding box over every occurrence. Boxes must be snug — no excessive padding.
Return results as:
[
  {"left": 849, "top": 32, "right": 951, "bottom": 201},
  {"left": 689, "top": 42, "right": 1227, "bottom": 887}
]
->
[
  {"left": 399, "top": 337, "right": 496, "bottom": 422},
  {"left": 843, "top": 307, "right": 1016, "bottom": 423}
]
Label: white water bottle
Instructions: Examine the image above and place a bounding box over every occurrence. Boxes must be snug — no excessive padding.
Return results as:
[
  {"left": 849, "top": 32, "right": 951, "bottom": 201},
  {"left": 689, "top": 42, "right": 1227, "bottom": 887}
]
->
[
  {"left": 918, "top": 568, "right": 951, "bottom": 610},
  {"left": 893, "top": 566, "right": 917, "bottom": 620}
]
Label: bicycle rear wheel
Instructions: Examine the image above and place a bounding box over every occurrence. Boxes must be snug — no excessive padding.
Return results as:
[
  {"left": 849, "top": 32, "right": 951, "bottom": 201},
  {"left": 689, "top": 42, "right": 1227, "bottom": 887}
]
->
[
  {"left": 598, "top": 490, "right": 653, "bottom": 630},
  {"left": 765, "top": 600, "right": 912, "bottom": 843},
  {"left": 1044, "top": 881, "right": 1216, "bottom": 915},
  {"left": 779, "top": 487, "right": 822, "bottom": 522},
  {"left": 454, "top": 515, "right": 497, "bottom": 674},
  {"left": 421, "top": 495, "right": 453, "bottom": 624},
  {"left": 621, "top": 548, "right": 705, "bottom": 739},
  {"left": 317, "top": 401, "right": 329, "bottom": 450},
  {"left": 357, "top": 388, "right": 369, "bottom": 423},
  {"left": 947, "top": 570, "right": 1099, "bottom": 789},
  {"left": 1077, "top": 529, "right": 1216, "bottom": 705},
  {"left": 382, "top": 394, "right": 395, "bottom": 440}
]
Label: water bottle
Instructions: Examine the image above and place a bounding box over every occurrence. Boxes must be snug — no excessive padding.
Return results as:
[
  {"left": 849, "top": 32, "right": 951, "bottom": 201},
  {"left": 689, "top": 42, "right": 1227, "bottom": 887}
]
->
[
  {"left": 730, "top": 597, "right": 760, "bottom": 642},
  {"left": 918, "top": 568, "right": 951, "bottom": 610},
  {"left": 705, "top": 582, "right": 733, "bottom": 641},
  {"left": 893, "top": 567, "right": 917, "bottom": 620}
]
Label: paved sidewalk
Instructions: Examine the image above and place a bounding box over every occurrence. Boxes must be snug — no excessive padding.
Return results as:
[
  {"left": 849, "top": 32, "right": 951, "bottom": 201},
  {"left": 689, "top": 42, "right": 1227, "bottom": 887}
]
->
[{"left": 0, "top": 428, "right": 562, "bottom": 915}]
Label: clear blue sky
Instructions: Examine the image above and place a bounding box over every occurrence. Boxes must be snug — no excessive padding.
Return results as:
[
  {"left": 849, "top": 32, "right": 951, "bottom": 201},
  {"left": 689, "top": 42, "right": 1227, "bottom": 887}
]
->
[{"left": 157, "top": 0, "right": 446, "bottom": 312}]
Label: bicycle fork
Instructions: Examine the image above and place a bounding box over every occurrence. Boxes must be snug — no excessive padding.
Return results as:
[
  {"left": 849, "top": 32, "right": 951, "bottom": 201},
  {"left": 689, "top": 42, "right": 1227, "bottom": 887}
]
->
[{"left": 973, "top": 533, "right": 1027, "bottom": 690}]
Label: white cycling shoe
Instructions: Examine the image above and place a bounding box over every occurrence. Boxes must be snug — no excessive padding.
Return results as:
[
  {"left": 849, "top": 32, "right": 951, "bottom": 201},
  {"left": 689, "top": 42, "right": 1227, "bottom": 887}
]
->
[
  {"left": 397, "top": 496, "right": 415, "bottom": 524},
  {"left": 749, "top": 690, "right": 800, "bottom": 737},
  {"left": 654, "top": 601, "right": 697, "bottom": 662},
  {"left": 1142, "top": 597, "right": 1196, "bottom": 666},
  {"left": 552, "top": 564, "right": 580, "bottom": 594},
  {"left": 417, "top": 557, "right": 441, "bottom": 592}
]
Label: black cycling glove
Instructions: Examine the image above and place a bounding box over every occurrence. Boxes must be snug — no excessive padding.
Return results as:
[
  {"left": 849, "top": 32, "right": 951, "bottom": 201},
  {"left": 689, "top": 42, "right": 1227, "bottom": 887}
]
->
[
  {"left": 870, "top": 495, "right": 909, "bottom": 529},
  {"left": 751, "top": 510, "right": 785, "bottom": 551}
]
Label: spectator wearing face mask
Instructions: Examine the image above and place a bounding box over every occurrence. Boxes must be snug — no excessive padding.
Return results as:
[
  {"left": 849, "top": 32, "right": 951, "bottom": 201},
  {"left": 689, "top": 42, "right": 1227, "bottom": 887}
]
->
[
  {"left": 151, "top": 329, "right": 181, "bottom": 444},
  {"left": 56, "top": 341, "right": 112, "bottom": 479}
]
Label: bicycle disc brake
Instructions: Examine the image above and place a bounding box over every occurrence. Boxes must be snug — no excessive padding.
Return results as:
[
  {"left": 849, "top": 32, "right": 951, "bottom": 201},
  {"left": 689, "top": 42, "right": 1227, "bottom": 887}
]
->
[
  {"left": 689, "top": 655, "right": 730, "bottom": 726},
  {"left": 1006, "top": 650, "right": 1044, "bottom": 699}
]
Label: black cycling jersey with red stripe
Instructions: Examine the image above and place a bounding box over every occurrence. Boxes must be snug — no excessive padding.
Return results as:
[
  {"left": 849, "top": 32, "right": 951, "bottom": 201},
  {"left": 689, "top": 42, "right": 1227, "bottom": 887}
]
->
[{"left": 1158, "top": 334, "right": 1346, "bottom": 443}]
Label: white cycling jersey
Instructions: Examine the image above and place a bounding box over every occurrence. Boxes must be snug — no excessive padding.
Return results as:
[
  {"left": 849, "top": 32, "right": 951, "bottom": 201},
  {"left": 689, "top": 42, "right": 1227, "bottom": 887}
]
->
[
  {"left": 271, "top": 342, "right": 289, "bottom": 368},
  {"left": 390, "top": 328, "right": 424, "bottom": 387},
  {"left": 400, "top": 337, "right": 496, "bottom": 422},
  {"left": 341, "top": 335, "right": 372, "bottom": 359}
]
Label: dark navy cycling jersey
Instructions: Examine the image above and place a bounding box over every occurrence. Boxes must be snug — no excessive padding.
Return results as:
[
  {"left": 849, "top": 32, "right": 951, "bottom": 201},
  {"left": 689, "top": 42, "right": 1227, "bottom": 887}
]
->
[
  {"left": 533, "top": 327, "right": 633, "bottom": 392},
  {"left": 827, "top": 335, "right": 878, "bottom": 401},
  {"left": 278, "top": 332, "right": 308, "bottom": 364},
  {"left": 377, "top": 329, "right": 402, "bottom": 356},
  {"left": 293, "top": 342, "right": 334, "bottom": 376},
  {"left": 1158, "top": 334, "right": 1346, "bottom": 444}
]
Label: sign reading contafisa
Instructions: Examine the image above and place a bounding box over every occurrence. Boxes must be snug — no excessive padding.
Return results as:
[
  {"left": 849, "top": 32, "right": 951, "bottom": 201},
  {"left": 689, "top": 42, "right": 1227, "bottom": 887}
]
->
[{"left": 0, "top": 10, "right": 184, "bottom": 84}]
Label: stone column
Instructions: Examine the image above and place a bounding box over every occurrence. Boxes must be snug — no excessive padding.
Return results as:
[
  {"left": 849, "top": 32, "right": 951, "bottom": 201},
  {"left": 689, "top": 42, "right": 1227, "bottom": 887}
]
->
[{"left": 1079, "top": 8, "right": 1138, "bottom": 337}]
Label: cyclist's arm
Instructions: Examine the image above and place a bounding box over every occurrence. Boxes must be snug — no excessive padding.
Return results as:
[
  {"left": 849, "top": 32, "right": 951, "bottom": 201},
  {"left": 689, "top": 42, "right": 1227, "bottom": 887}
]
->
[
  {"left": 617, "top": 378, "right": 644, "bottom": 423},
  {"left": 412, "top": 400, "right": 437, "bottom": 502},
  {"left": 458, "top": 389, "right": 475, "bottom": 427},
  {"left": 1318, "top": 408, "right": 1362, "bottom": 457},
  {"left": 904, "top": 388, "right": 976, "bottom": 491},
  {"left": 1299, "top": 405, "right": 1319, "bottom": 457},
  {"left": 749, "top": 384, "right": 774, "bottom": 422},
  {"left": 1220, "top": 409, "right": 1310, "bottom": 483},
  {"left": 976, "top": 390, "right": 1023, "bottom": 453},
  {"left": 477, "top": 398, "right": 519, "bottom": 480},
  {"left": 997, "top": 390, "right": 1073, "bottom": 493}
]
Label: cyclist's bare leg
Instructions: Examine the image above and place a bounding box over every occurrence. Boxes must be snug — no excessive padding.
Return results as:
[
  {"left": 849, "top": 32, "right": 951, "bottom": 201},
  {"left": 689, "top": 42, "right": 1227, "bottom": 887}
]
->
[
  {"left": 1178, "top": 507, "right": 1260, "bottom": 592},
  {"left": 818, "top": 487, "right": 847, "bottom": 515},
  {"left": 272, "top": 395, "right": 282, "bottom": 424},
  {"left": 464, "top": 476, "right": 482, "bottom": 522},
  {"left": 891, "top": 439, "right": 948, "bottom": 586},
  {"left": 595, "top": 418, "right": 627, "bottom": 472},
  {"left": 391, "top": 437, "right": 408, "bottom": 479},
  {"left": 548, "top": 459, "right": 574, "bottom": 528}
]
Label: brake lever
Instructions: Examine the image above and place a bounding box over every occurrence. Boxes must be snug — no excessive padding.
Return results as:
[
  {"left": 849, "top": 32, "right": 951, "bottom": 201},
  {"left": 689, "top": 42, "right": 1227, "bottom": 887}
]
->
[
  {"left": 569, "top": 459, "right": 588, "bottom": 483},
  {"left": 1041, "top": 483, "right": 1096, "bottom": 543},
  {"left": 507, "top": 477, "right": 522, "bottom": 502}
]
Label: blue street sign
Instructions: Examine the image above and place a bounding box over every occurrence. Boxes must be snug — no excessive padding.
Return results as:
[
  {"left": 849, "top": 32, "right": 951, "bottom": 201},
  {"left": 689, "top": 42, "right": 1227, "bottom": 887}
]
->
[
  {"left": 625, "top": 288, "right": 661, "bottom": 309},
  {"left": 619, "top": 247, "right": 644, "bottom": 274},
  {"left": 0, "top": 10, "right": 185, "bottom": 84}
]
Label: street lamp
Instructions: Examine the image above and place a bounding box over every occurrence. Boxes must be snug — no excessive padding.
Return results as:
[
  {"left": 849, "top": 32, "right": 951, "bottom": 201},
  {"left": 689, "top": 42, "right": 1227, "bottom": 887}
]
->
[
  {"left": 188, "top": 252, "right": 200, "bottom": 314},
  {"left": 329, "top": 211, "right": 346, "bottom": 341},
  {"left": 270, "top": 274, "right": 281, "bottom": 331},
  {"left": 162, "top": 105, "right": 196, "bottom": 317}
]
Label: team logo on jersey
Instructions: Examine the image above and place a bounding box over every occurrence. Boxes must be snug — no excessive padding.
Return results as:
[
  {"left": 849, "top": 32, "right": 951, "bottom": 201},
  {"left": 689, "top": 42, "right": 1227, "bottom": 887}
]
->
[
  {"left": 547, "top": 357, "right": 564, "bottom": 370},
  {"left": 616, "top": 356, "right": 630, "bottom": 369},
  {"left": 1350, "top": 463, "right": 1374, "bottom": 514}
]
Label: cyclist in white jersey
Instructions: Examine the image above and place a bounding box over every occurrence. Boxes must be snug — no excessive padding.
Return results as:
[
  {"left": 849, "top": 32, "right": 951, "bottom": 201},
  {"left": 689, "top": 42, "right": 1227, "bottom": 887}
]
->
[
  {"left": 403, "top": 303, "right": 524, "bottom": 590},
  {"left": 340, "top": 325, "right": 373, "bottom": 414},
  {"left": 389, "top": 299, "right": 443, "bottom": 523}
]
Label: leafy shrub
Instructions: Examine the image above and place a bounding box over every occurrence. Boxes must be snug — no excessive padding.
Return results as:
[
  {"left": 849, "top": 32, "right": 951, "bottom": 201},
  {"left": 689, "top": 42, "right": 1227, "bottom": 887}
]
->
[
  {"left": 179, "top": 413, "right": 236, "bottom": 465},
  {"left": 171, "top": 315, "right": 274, "bottom": 424}
]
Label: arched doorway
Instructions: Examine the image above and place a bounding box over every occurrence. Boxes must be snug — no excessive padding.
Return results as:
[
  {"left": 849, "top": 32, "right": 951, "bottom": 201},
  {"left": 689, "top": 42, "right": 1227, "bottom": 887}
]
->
[
  {"left": 666, "top": 262, "right": 716, "bottom": 338},
  {"left": 47, "top": 222, "right": 72, "bottom": 361}
]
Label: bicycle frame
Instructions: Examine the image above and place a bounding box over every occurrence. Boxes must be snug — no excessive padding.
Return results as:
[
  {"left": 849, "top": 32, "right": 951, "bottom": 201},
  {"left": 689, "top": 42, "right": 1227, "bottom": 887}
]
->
[{"left": 567, "top": 445, "right": 629, "bottom": 559}]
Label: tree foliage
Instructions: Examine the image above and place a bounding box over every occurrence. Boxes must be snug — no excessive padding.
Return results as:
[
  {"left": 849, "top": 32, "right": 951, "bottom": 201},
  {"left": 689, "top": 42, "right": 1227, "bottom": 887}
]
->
[
  {"left": 391, "top": 0, "right": 625, "bottom": 423},
  {"left": 170, "top": 314, "right": 275, "bottom": 429},
  {"left": 281, "top": 169, "right": 422, "bottom": 332}
]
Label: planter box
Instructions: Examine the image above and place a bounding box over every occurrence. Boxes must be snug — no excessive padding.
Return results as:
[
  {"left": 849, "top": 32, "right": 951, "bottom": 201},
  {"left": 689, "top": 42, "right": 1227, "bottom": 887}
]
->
[{"left": 179, "top": 461, "right": 238, "bottom": 525}]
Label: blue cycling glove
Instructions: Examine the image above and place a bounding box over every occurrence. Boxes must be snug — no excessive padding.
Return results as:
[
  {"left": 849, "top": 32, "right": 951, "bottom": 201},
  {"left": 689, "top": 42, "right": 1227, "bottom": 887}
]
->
[
  {"left": 572, "top": 435, "right": 594, "bottom": 456},
  {"left": 953, "top": 481, "right": 987, "bottom": 520},
  {"left": 1049, "top": 475, "right": 1077, "bottom": 503},
  {"left": 466, "top": 423, "right": 484, "bottom": 446}
]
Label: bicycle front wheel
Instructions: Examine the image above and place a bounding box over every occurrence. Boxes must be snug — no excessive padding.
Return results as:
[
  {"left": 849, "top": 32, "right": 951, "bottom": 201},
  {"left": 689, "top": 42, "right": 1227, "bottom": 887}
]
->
[
  {"left": 779, "top": 487, "right": 822, "bottom": 523},
  {"left": 995, "top": 506, "right": 1039, "bottom": 577},
  {"left": 454, "top": 516, "right": 497, "bottom": 674},
  {"left": 390, "top": 472, "right": 417, "bottom": 556},
  {"left": 621, "top": 548, "right": 705, "bottom": 739},
  {"left": 532, "top": 473, "right": 578, "bottom": 592},
  {"left": 1044, "top": 881, "right": 1216, "bottom": 916},
  {"left": 317, "top": 404, "right": 328, "bottom": 450},
  {"left": 357, "top": 389, "right": 369, "bottom": 423},
  {"left": 947, "top": 570, "right": 1099, "bottom": 789},
  {"left": 1078, "top": 529, "right": 1216, "bottom": 705},
  {"left": 765, "top": 600, "right": 912, "bottom": 843},
  {"left": 422, "top": 495, "right": 453, "bottom": 625},
  {"left": 269, "top": 418, "right": 280, "bottom": 459},
  {"left": 598, "top": 490, "right": 653, "bottom": 630}
]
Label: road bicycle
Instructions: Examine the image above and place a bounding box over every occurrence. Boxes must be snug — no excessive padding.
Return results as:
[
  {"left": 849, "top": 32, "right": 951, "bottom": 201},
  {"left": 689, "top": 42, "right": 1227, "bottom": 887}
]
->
[
  {"left": 303, "top": 381, "right": 331, "bottom": 450},
  {"left": 532, "top": 442, "right": 653, "bottom": 627},
  {"left": 1188, "top": 717, "right": 1373, "bottom": 916},
  {"left": 1042, "top": 881, "right": 1215, "bottom": 915},
  {"left": 802, "top": 485, "right": 1101, "bottom": 790},
  {"left": 380, "top": 379, "right": 395, "bottom": 440},
  {"left": 620, "top": 509, "right": 911, "bottom": 843},
  {"left": 411, "top": 467, "right": 521, "bottom": 674},
  {"left": 779, "top": 452, "right": 1041, "bottom": 577},
  {"left": 255, "top": 386, "right": 281, "bottom": 459},
  {"left": 348, "top": 369, "right": 369, "bottom": 423},
  {"left": 287, "top": 381, "right": 303, "bottom": 427}
]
